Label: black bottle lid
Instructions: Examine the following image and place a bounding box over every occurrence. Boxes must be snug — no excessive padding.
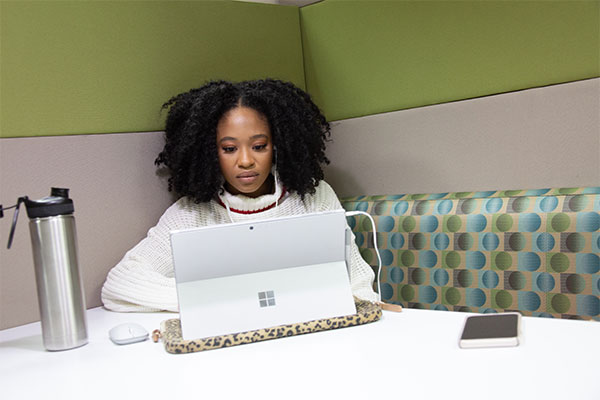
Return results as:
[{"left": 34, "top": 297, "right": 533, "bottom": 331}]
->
[{"left": 24, "top": 187, "right": 75, "bottom": 219}]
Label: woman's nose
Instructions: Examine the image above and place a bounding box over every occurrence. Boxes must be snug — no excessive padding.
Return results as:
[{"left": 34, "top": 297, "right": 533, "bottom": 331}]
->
[{"left": 238, "top": 148, "right": 254, "bottom": 168}]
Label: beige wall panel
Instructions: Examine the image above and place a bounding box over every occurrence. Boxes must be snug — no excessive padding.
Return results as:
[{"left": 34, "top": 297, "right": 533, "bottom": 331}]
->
[
  {"left": 324, "top": 79, "right": 600, "bottom": 198},
  {"left": 0, "top": 132, "right": 173, "bottom": 329}
]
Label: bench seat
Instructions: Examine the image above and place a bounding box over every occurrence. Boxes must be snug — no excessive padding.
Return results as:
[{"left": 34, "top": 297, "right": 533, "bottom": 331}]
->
[{"left": 342, "top": 187, "right": 600, "bottom": 320}]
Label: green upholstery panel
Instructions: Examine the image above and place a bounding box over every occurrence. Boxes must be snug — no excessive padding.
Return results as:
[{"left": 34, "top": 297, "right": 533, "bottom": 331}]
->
[
  {"left": 341, "top": 188, "right": 600, "bottom": 321},
  {"left": 301, "top": 1, "right": 600, "bottom": 121},
  {"left": 1, "top": 2, "right": 304, "bottom": 138}
]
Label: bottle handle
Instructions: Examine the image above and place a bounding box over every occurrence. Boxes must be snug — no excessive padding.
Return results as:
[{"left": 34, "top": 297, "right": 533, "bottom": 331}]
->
[{"left": 7, "top": 197, "right": 27, "bottom": 249}]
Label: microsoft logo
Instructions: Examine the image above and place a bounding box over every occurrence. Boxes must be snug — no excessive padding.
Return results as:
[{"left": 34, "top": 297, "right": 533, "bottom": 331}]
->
[{"left": 258, "top": 290, "right": 276, "bottom": 307}]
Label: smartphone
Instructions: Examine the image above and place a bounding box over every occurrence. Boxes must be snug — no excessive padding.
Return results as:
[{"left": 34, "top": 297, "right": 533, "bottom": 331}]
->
[{"left": 459, "top": 312, "right": 521, "bottom": 349}]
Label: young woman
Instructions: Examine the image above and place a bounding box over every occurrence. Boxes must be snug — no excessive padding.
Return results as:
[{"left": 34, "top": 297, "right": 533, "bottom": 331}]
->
[{"left": 101, "top": 79, "right": 377, "bottom": 312}]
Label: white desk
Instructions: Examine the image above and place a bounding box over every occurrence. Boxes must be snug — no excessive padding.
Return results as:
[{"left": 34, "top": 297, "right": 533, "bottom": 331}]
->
[{"left": 1, "top": 307, "right": 598, "bottom": 400}]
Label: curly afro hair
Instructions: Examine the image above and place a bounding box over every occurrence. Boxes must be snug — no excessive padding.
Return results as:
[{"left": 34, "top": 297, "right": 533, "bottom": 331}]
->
[{"left": 155, "top": 79, "right": 331, "bottom": 203}]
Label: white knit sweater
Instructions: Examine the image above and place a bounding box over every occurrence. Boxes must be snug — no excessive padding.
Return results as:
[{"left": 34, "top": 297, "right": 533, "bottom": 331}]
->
[{"left": 101, "top": 179, "right": 377, "bottom": 312}]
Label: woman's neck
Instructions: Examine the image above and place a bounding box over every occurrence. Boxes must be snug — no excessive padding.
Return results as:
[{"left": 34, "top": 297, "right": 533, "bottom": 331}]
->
[{"left": 218, "top": 174, "right": 285, "bottom": 214}]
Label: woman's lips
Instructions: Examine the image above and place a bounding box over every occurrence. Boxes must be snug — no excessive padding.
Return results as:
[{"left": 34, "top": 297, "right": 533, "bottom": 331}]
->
[{"left": 237, "top": 172, "right": 259, "bottom": 184}]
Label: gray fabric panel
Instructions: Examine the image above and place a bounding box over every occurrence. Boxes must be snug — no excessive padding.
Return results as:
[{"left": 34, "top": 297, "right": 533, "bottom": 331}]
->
[
  {"left": 0, "top": 132, "right": 174, "bottom": 329},
  {"left": 324, "top": 79, "right": 600, "bottom": 198}
]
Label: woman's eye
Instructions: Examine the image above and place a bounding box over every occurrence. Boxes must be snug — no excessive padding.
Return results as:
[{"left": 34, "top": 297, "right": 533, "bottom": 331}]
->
[
  {"left": 222, "top": 146, "right": 236, "bottom": 153},
  {"left": 253, "top": 144, "right": 267, "bottom": 151}
]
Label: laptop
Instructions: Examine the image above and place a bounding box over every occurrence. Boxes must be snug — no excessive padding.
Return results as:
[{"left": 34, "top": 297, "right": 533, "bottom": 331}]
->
[{"left": 170, "top": 210, "right": 357, "bottom": 340}]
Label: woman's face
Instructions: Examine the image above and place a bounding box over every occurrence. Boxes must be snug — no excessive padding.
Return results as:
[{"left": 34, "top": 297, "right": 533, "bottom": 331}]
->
[{"left": 216, "top": 106, "right": 274, "bottom": 198}]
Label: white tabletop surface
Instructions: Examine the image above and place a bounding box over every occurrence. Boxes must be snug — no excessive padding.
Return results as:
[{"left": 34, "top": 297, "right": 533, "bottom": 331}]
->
[{"left": 1, "top": 307, "right": 598, "bottom": 400}]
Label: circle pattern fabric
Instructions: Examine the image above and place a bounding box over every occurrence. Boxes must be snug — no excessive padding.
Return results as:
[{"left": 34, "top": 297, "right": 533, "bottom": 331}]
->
[{"left": 342, "top": 187, "right": 600, "bottom": 320}]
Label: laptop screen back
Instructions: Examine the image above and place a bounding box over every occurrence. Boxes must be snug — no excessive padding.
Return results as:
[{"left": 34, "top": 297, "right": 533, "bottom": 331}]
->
[{"left": 170, "top": 210, "right": 357, "bottom": 339}]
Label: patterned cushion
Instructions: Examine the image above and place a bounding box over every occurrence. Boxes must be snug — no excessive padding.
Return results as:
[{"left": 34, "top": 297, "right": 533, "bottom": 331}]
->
[{"left": 341, "top": 187, "right": 600, "bottom": 320}]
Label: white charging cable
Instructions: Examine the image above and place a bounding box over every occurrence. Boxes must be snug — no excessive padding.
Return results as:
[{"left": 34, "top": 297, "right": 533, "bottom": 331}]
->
[{"left": 345, "top": 210, "right": 382, "bottom": 303}]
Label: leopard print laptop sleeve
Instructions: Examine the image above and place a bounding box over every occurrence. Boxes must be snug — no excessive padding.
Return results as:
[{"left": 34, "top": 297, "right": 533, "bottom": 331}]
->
[{"left": 153, "top": 299, "right": 382, "bottom": 354}]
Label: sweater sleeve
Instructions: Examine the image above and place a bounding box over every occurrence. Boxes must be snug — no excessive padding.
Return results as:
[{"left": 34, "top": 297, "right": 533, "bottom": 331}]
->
[
  {"left": 101, "top": 200, "right": 190, "bottom": 312},
  {"left": 313, "top": 181, "right": 379, "bottom": 302}
]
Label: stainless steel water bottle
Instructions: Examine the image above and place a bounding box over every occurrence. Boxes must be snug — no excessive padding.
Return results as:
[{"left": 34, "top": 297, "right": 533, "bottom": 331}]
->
[{"left": 6, "top": 188, "right": 88, "bottom": 351}]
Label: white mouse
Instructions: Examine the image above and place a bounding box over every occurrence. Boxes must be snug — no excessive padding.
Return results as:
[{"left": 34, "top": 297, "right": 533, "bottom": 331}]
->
[{"left": 109, "top": 322, "right": 149, "bottom": 345}]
